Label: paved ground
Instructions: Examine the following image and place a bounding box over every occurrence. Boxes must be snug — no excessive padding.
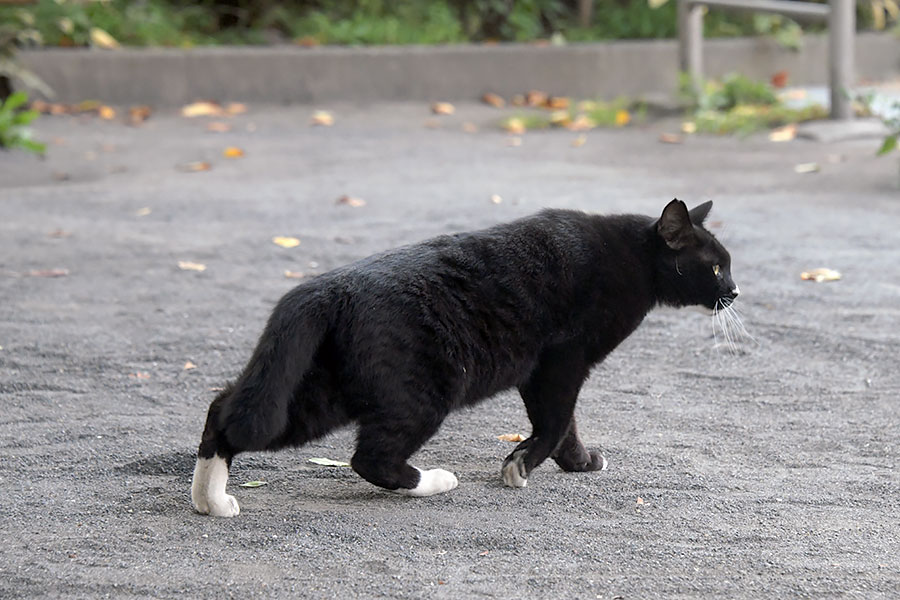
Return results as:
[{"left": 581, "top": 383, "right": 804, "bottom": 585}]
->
[{"left": 1, "top": 103, "right": 898, "bottom": 599}]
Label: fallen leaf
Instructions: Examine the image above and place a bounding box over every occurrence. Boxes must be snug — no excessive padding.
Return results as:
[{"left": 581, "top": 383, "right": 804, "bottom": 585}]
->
[
  {"left": 769, "top": 124, "right": 797, "bottom": 142},
  {"left": 550, "top": 110, "right": 571, "bottom": 127},
  {"left": 490, "top": 194, "right": 503, "bottom": 204},
  {"left": 424, "top": 119, "right": 441, "bottom": 129},
  {"left": 479, "top": 550, "right": 490, "bottom": 556},
  {"left": 771, "top": 70, "right": 789, "bottom": 88},
  {"left": 431, "top": 102, "right": 455, "bottom": 115},
  {"left": 800, "top": 268, "right": 841, "bottom": 282},
  {"left": 30, "top": 99, "right": 51, "bottom": 113},
  {"left": 128, "top": 105, "right": 151, "bottom": 126},
  {"left": 176, "top": 161, "right": 212, "bottom": 172},
  {"left": 681, "top": 121, "right": 697, "bottom": 134},
  {"left": 511, "top": 94, "right": 526, "bottom": 107},
  {"left": 27, "top": 269, "right": 69, "bottom": 278},
  {"left": 295, "top": 35, "right": 320, "bottom": 47},
  {"left": 90, "top": 27, "right": 120, "bottom": 49},
  {"left": 526, "top": 90, "right": 548, "bottom": 107},
  {"left": 272, "top": 236, "right": 301, "bottom": 248},
  {"left": 284, "top": 270, "right": 305, "bottom": 279},
  {"left": 565, "top": 114, "right": 596, "bottom": 131},
  {"left": 659, "top": 133, "right": 684, "bottom": 144},
  {"left": 636, "top": 497, "right": 645, "bottom": 505},
  {"left": 223, "top": 146, "right": 244, "bottom": 158},
  {"left": 183, "top": 361, "right": 197, "bottom": 370},
  {"left": 181, "top": 101, "right": 223, "bottom": 118},
  {"left": 462, "top": 122, "right": 478, "bottom": 133},
  {"left": 482, "top": 92, "right": 505, "bottom": 108},
  {"left": 49, "top": 103, "right": 69, "bottom": 115},
  {"left": 308, "top": 457, "right": 351, "bottom": 467},
  {"left": 129, "top": 372, "right": 150, "bottom": 380},
  {"left": 98, "top": 105, "right": 116, "bottom": 120},
  {"left": 571, "top": 134, "right": 587, "bottom": 147},
  {"left": 239, "top": 480, "right": 268, "bottom": 488},
  {"left": 226, "top": 102, "right": 247, "bottom": 116},
  {"left": 177, "top": 261, "right": 207, "bottom": 272},
  {"left": 546, "top": 96, "right": 570, "bottom": 110},
  {"left": 336, "top": 195, "right": 366, "bottom": 208},
  {"left": 135, "top": 207, "right": 152, "bottom": 217},
  {"left": 506, "top": 136, "right": 523, "bottom": 147},
  {"left": 614, "top": 109, "right": 631, "bottom": 126},
  {"left": 47, "top": 229, "right": 71, "bottom": 238},
  {"left": 497, "top": 433, "right": 525, "bottom": 442},
  {"left": 206, "top": 121, "right": 232, "bottom": 133},
  {"left": 310, "top": 110, "right": 334, "bottom": 126},
  {"left": 794, "top": 162, "right": 820, "bottom": 174},
  {"left": 503, "top": 118, "right": 526, "bottom": 135}
]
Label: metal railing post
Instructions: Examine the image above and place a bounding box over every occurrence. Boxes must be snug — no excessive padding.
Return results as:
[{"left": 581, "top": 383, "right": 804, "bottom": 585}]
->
[
  {"left": 828, "top": 0, "right": 856, "bottom": 120},
  {"left": 678, "top": 0, "right": 705, "bottom": 96}
]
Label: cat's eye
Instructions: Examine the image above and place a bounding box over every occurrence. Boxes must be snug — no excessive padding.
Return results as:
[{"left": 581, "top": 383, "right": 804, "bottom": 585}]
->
[{"left": 713, "top": 264, "right": 721, "bottom": 276}]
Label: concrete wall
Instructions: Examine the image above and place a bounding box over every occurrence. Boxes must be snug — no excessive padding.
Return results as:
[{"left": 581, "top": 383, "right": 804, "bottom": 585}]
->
[{"left": 19, "top": 33, "right": 900, "bottom": 106}]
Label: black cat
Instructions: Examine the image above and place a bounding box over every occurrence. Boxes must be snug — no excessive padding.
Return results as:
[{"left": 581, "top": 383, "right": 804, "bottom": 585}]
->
[{"left": 191, "top": 199, "right": 738, "bottom": 516}]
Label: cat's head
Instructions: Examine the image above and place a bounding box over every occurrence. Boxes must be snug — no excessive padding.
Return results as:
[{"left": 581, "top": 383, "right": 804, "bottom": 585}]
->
[{"left": 654, "top": 199, "right": 738, "bottom": 311}]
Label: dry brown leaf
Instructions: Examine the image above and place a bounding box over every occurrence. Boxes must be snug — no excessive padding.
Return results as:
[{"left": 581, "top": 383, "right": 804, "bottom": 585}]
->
[
  {"left": 295, "top": 36, "right": 320, "bottom": 47},
  {"left": 177, "top": 261, "right": 207, "bottom": 272},
  {"left": 800, "top": 268, "right": 841, "bottom": 282},
  {"left": 482, "top": 92, "right": 505, "bottom": 108},
  {"left": 223, "top": 146, "right": 244, "bottom": 158},
  {"left": 565, "top": 114, "right": 596, "bottom": 132},
  {"left": 546, "top": 96, "right": 570, "bottom": 110},
  {"left": 771, "top": 70, "right": 789, "bottom": 88},
  {"left": 636, "top": 497, "right": 645, "bottom": 505},
  {"left": 769, "top": 124, "right": 797, "bottom": 142},
  {"left": 431, "top": 102, "right": 455, "bottom": 115},
  {"left": 284, "top": 270, "right": 305, "bottom": 279},
  {"left": 490, "top": 194, "right": 503, "bottom": 205},
  {"left": 129, "top": 372, "right": 151, "bottom": 380},
  {"left": 30, "top": 99, "right": 51, "bottom": 113},
  {"left": 497, "top": 433, "right": 525, "bottom": 442},
  {"left": 128, "top": 105, "right": 151, "bottom": 126},
  {"left": 27, "top": 268, "right": 69, "bottom": 278},
  {"left": 571, "top": 134, "right": 587, "bottom": 148},
  {"left": 479, "top": 550, "right": 490, "bottom": 556},
  {"left": 659, "top": 133, "right": 684, "bottom": 144},
  {"left": 49, "top": 103, "right": 69, "bottom": 116},
  {"left": 336, "top": 195, "right": 366, "bottom": 208},
  {"left": 181, "top": 101, "right": 223, "bottom": 118},
  {"left": 310, "top": 110, "right": 334, "bottom": 126},
  {"left": 135, "top": 207, "right": 152, "bottom": 217},
  {"left": 47, "top": 229, "right": 71, "bottom": 238},
  {"left": 462, "top": 122, "right": 478, "bottom": 133},
  {"left": 511, "top": 94, "right": 526, "bottom": 107},
  {"left": 526, "top": 90, "right": 548, "bottom": 107},
  {"left": 183, "top": 361, "right": 197, "bottom": 370},
  {"left": 550, "top": 110, "right": 571, "bottom": 127},
  {"left": 681, "top": 121, "right": 697, "bottom": 134},
  {"left": 176, "top": 161, "right": 212, "bottom": 173},
  {"left": 272, "top": 236, "right": 301, "bottom": 248},
  {"left": 98, "top": 105, "right": 116, "bottom": 120},
  {"left": 206, "top": 121, "right": 232, "bottom": 133},
  {"left": 226, "top": 102, "right": 247, "bottom": 115}
]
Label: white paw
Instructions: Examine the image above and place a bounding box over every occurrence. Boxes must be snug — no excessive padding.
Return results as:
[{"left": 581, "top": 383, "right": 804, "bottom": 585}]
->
[
  {"left": 501, "top": 454, "right": 528, "bottom": 488},
  {"left": 600, "top": 454, "right": 609, "bottom": 471},
  {"left": 207, "top": 494, "right": 240, "bottom": 517},
  {"left": 397, "top": 468, "right": 459, "bottom": 497}
]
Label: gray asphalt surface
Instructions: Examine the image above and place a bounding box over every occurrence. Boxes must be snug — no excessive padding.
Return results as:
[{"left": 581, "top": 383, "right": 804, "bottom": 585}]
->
[{"left": 1, "top": 103, "right": 898, "bottom": 599}]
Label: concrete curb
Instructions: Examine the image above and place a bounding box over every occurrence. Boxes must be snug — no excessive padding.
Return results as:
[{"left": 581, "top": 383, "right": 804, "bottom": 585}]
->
[{"left": 19, "top": 33, "right": 900, "bottom": 106}]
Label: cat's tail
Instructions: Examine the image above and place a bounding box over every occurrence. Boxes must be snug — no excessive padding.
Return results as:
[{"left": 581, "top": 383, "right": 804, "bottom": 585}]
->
[{"left": 204, "top": 286, "right": 333, "bottom": 455}]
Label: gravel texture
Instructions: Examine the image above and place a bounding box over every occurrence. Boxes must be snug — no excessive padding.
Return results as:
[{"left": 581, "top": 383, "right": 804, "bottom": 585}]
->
[{"left": 1, "top": 103, "right": 898, "bottom": 599}]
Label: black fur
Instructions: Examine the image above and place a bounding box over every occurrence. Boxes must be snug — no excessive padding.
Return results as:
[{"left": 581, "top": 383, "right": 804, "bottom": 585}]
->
[{"left": 196, "top": 199, "right": 738, "bottom": 492}]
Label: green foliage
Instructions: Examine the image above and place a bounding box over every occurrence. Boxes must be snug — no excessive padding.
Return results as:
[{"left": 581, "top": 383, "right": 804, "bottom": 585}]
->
[
  {"left": 876, "top": 101, "right": 900, "bottom": 156},
  {"left": 0, "top": 91, "right": 45, "bottom": 155},
  {"left": 680, "top": 72, "right": 777, "bottom": 112}
]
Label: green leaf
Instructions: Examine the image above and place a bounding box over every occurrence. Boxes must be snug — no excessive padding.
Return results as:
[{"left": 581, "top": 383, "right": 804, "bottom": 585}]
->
[
  {"left": 239, "top": 480, "right": 268, "bottom": 488},
  {"left": 18, "top": 138, "right": 47, "bottom": 155},
  {"left": 12, "top": 109, "right": 40, "bottom": 126},
  {"left": 308, "top": 457, "right": 351, "bottom": 467},
  {"left": 877, "top": 134, "right": 898, "bottom": 156},
  {"left": 3, "top": 91, "right": 29, "bottom": 112}
]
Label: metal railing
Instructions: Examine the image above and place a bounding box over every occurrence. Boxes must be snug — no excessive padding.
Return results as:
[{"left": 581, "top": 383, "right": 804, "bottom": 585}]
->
[{"left": 677, "top": 0, "right": 856, "bottom": 120}]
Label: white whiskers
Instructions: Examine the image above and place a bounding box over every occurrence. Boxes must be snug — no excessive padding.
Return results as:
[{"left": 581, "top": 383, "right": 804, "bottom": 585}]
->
[{"left": 711, "top": 298, "right": 755, "bottom": 355}]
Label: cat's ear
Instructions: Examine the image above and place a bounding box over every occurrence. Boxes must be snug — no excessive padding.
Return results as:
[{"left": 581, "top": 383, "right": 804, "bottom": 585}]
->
[
  {"left": 657, "top": 199, "right": 697, "bottom": 250},
  {"left": 689, "top": 200, "right": 713, "bottom": 225}
]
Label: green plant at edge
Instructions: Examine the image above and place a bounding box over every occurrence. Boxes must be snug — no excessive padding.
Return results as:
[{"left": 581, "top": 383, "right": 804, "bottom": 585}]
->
[
  {"left": 876, "top": 101, "right": 900, "bottom": 156},
  {"left": 0, "top": 91, "right": 45, "bottom": 155}
]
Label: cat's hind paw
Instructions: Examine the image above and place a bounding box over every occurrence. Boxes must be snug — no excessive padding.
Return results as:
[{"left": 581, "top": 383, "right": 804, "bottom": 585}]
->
[
  {"left": 397, "top": 468, "right": 459, "bottom": 497},
  {"left": 501, "top": 450, "right": 528, "bottom": 488}
]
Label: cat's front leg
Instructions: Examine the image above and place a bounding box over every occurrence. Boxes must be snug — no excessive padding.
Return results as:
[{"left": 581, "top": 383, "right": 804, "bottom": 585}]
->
[{"left": 552, "top": 418, "right": 607, "bottom": 472}]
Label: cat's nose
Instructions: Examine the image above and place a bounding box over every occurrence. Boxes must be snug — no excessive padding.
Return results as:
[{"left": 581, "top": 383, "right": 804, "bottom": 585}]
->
[{"left": 730, "top": 285, "right": 740, "bottom": 299}]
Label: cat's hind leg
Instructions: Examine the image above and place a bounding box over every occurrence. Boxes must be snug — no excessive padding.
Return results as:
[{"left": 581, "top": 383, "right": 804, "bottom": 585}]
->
[
  {"left": 351, "top": 408, "right": 458, "bottom": 497},
  {"left": 191, "top": 391, "right": 240, "bottom": 517},
  {"left": 552, "top": 418, "right": 607, "bottom": 472}
]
